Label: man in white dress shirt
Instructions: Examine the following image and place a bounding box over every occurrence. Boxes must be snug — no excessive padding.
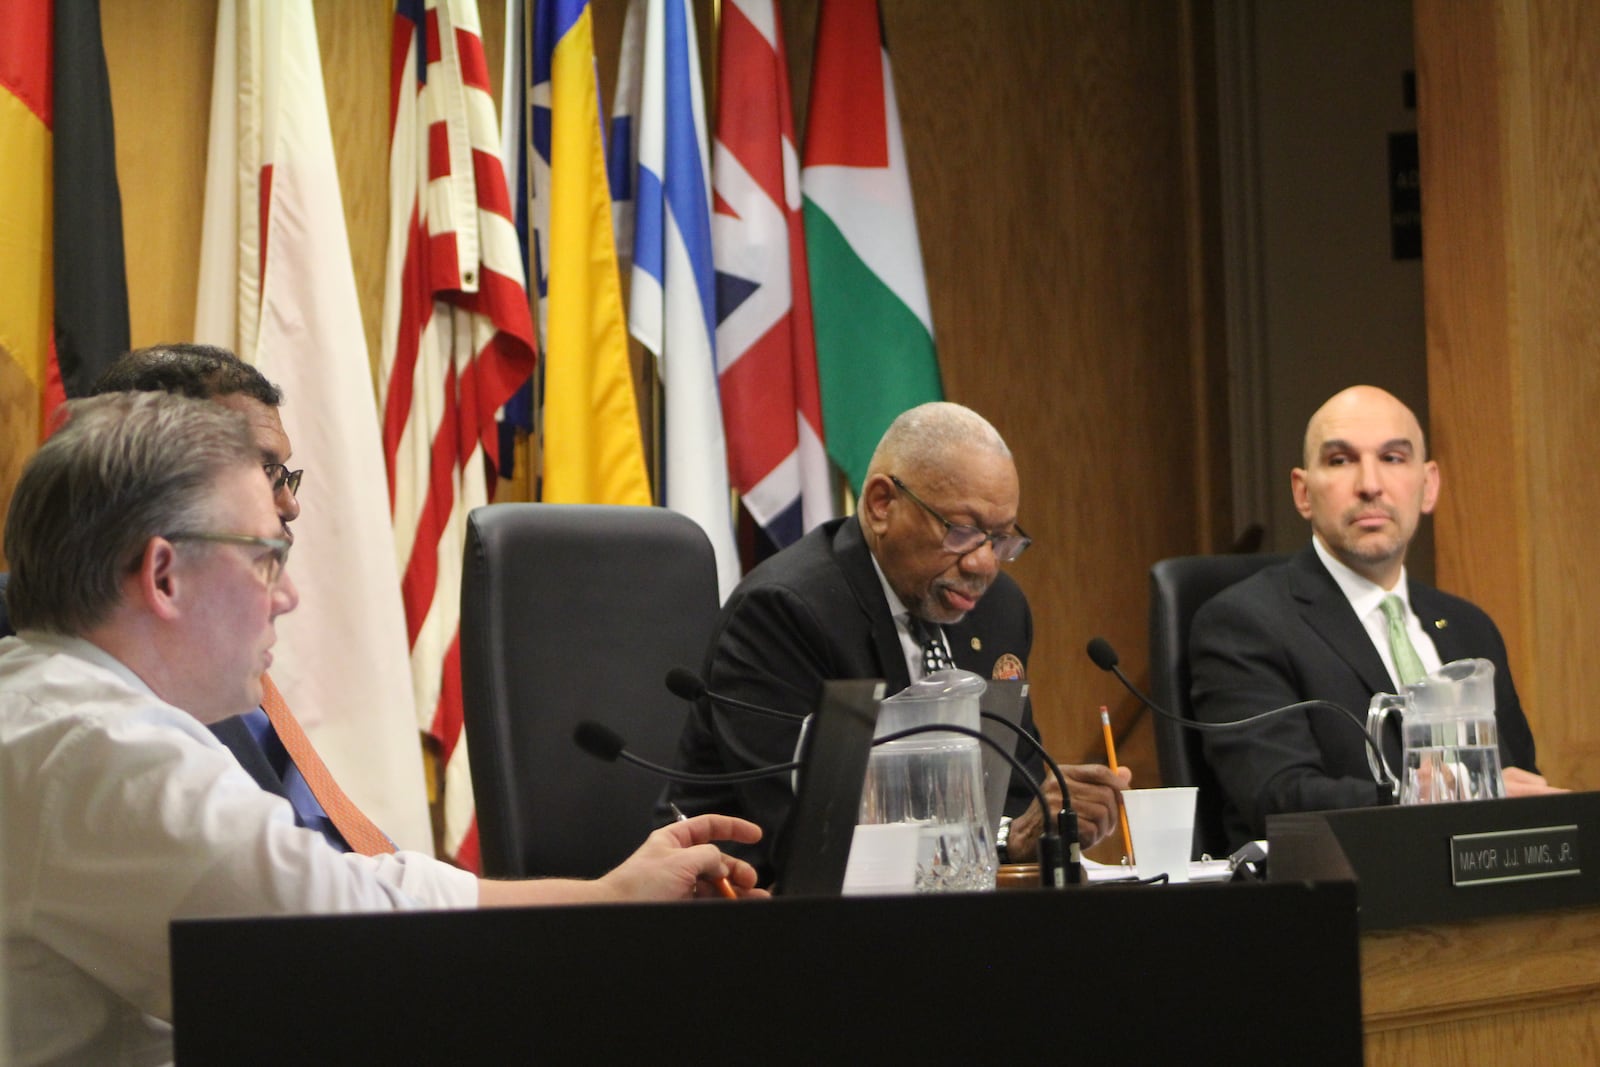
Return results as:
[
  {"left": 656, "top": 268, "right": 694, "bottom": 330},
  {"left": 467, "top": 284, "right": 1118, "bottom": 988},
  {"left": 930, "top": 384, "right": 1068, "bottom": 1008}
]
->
[{"left": 0, "top": 392, "right": 762, "bottom": 1064}]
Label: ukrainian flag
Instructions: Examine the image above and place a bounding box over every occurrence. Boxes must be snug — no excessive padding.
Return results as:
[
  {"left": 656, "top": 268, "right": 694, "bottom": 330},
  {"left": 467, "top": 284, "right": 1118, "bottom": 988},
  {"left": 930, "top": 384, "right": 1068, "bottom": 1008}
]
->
[{"left": 533, "top": 0, "right": 652, "bottom": 505}]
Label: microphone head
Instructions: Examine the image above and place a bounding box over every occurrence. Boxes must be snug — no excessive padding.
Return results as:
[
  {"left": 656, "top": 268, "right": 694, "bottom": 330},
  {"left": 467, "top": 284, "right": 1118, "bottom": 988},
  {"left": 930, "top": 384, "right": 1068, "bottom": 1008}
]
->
[
  {"left": 573, "top": 721, "right": 626, "bottom": 762},
  {"left": 664, "top": 666, "right": 707, "bottom": 702},
  {"left": 1086, "top": 637, "right": 1120, "bottom": 672}
]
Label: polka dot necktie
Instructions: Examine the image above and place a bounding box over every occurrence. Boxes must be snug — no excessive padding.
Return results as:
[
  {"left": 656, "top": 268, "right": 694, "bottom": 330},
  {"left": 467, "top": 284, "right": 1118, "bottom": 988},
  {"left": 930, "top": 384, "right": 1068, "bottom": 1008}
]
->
[{"left": 909, "top": 616, "right": 955, "bottom": 674}]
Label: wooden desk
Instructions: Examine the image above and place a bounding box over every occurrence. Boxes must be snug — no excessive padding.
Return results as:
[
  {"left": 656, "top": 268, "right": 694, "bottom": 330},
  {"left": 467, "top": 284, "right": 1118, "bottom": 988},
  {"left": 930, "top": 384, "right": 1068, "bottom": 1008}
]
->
[{"left": 1362, "top": 904, "right": 1600, "bottom": 1064}]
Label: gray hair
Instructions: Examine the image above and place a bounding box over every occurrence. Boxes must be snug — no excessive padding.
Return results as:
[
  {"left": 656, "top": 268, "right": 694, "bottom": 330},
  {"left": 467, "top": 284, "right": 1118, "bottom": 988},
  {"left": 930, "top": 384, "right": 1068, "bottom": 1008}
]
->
[
  {"left": 867, "top": 402, "right": 1011, "bottom": 491},
  {"left": 4, "top": 392, "right": 257, "bottom": 635}
]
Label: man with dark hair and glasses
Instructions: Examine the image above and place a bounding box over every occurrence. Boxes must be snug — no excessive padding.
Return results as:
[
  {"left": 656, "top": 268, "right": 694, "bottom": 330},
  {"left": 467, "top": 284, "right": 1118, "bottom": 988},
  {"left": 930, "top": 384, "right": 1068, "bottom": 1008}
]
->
[
  {"left": 667, "top": 402, "right": 1129, "bottom": 884},
  {"left": 0, "top": 392, "right": 763, "bottom": 1064},
  {"left": 86, "top": 344, "right": 372, "bottom": 856}
]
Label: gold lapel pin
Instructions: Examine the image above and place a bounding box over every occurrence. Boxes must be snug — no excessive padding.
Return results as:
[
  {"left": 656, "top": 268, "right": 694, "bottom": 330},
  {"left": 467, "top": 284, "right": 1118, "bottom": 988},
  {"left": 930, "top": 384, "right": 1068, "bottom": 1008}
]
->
[
  {"left": 970, "top": 637, "right": 982, "bottom": 651},
  {"left": 1434, "top": 618, "right": 1448, "bottom": 630}
]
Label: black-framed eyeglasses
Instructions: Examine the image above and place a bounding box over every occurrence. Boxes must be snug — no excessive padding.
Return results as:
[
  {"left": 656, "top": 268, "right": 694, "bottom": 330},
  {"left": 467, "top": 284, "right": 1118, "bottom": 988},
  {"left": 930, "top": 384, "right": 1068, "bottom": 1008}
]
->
[
  {"left": 888, "top": 474, "right": 1032, "bottom": 562},
  {"left": 263, "top": 463, "right": 304, "bottom": 497},
  {"left": 166, "top": 532, "right": 292, "bottom": 585}
]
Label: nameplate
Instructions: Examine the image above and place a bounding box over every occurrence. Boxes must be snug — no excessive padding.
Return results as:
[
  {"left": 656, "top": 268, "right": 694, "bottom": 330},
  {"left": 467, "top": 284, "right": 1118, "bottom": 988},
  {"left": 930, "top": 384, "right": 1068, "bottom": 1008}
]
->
[{"left": 1450, "top": 824, "right": 1581, "bottom": 887}]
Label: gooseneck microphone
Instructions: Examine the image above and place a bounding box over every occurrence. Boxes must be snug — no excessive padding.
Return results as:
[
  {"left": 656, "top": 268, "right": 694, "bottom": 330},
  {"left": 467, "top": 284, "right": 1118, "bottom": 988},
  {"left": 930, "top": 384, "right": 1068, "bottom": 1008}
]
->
[
  {"left": 576, "top": 718, "right": 1071, "bottom": 889},
  {"left": 666, "top": 667, "right": 1084, "bottom": 884},
  {"left": 573, "top": 721, "right": 802, "bottom": 784},
  {"left": 665, "top": 667, "right": 808, "bottom": 722},
  {"left": 1084, "top": 637, "right": 1399, "bottom": 795},
  {"left": 976, "top": 712, "right": 1080, "bottom": 881}
]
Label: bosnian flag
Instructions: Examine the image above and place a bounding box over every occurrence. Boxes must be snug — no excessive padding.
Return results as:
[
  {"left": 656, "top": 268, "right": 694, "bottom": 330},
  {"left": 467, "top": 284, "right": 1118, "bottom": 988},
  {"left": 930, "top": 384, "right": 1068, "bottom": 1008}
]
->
[
  {"left": 801, "top": 0, "right": 943, "bottom": 494},
  {"left": 622, "top": 0, "right": 741, "bottom": 598},
  {"left": 712, "top": 0, "right": 833, "bottom": 549}
]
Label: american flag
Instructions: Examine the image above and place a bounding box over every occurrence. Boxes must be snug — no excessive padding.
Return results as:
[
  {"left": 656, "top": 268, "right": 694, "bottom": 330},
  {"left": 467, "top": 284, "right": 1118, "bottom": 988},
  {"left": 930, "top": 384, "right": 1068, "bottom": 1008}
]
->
[
  {"left": 380, "top": 0, "right": 537, "bottom": 869},
  {"left": 713, "top": 0, "right": 833, "bottom": 549}
]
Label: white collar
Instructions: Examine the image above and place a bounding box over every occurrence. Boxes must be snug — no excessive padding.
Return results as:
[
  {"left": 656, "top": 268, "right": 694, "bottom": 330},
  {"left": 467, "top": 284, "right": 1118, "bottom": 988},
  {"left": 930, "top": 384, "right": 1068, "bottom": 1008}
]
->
[
  {"left": 869, "top": 552, "right": 914, "bottom": 622},
  {"left": 15, "top": 629, "right": 162, "bottom": 701},
  {"left": 1310, "top": 537, "right": 1412, "bottom": 622}
]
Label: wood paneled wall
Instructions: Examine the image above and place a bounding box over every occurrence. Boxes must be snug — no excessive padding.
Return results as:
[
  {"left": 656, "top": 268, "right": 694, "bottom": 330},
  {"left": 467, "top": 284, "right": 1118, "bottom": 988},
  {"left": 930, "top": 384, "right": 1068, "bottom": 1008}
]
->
[
  {"left": 1415, "top": 0, "right": 1600, "bottom": 792},
  {"left": 783, "top": 1, "right": 1220, "bottom": 772},
  {"left": 4, "top": 2, "right": 1220, "bottom": 786}
]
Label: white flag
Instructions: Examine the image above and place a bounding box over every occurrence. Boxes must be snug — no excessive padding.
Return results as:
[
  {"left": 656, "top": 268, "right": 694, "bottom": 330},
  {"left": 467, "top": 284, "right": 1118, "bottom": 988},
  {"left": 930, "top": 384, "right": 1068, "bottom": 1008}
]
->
[{"left": 194, "top": 0, "right": 432, "bottom": 853}]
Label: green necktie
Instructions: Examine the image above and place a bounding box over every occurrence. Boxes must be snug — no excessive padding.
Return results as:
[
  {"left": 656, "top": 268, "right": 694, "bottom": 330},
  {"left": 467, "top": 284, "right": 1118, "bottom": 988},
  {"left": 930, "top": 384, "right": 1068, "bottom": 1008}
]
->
[{"left": 1380, "top": 594, "right": 1427, "bottom": 686}]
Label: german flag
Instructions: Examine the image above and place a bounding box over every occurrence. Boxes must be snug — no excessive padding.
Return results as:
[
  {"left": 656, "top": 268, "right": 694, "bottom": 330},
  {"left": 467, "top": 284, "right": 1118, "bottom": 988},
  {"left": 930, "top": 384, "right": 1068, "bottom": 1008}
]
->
[{"left": 0, "top": 0, "right": 128, "bottom": 443}]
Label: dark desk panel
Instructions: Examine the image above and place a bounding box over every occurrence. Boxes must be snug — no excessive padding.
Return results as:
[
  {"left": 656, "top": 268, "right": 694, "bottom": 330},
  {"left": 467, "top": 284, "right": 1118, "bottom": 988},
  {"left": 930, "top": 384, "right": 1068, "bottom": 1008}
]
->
[
  {"left": 1269, "top": 791, "right": 1600, "bottom": 930},
  {"left": 172, "top": 879, "right": 1361, "bottom": 1064}
]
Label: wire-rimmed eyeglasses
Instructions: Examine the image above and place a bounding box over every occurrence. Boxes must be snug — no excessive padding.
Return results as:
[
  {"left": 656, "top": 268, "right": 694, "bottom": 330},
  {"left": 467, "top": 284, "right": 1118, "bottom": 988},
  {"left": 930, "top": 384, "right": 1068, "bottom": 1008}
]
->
[
  {"left": 166, "top": 532, "right": 292, "bottom": 585},
  {"left": 888, "top": 474, "right": 1032, "bottom": 563}
]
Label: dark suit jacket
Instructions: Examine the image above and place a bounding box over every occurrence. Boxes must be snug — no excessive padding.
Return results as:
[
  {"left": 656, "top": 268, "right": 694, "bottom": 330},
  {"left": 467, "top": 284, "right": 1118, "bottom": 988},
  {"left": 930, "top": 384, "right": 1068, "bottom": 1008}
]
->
[
  {"left": 208, "top": 715, "right": 294, "bottom": 801},
  {"left": 666, "top": 517, "right": 1041, "bottom": 881},
  {"left": 1190, "top": 544, "right": 1539, "bottom": 849}
]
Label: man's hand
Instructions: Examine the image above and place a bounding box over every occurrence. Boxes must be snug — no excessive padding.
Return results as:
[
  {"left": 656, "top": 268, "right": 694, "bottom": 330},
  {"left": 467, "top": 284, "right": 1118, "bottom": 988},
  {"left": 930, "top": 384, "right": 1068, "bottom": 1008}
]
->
[
  {"left": 598, "top": 814, "right": 769, "bottom": 902},
  {"left": 1004, "top": 763, "right": 1132, "bottom": 861},
  {"left": 1503, "top": 766, "right": 1567, "bottom": 797}
]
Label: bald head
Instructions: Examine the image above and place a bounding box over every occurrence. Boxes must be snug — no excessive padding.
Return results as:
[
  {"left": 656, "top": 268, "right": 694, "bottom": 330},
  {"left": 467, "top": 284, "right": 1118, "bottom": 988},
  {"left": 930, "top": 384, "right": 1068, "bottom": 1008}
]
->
[
  {"left": 1292, "top": 385, "right": 1439, "bottom": 589},
  {"left": 866, "top": 402, "right": 1012, "bottom": 493},
  {"left": 1302, "top": 386, "right": 1427, "bottom": 469}
]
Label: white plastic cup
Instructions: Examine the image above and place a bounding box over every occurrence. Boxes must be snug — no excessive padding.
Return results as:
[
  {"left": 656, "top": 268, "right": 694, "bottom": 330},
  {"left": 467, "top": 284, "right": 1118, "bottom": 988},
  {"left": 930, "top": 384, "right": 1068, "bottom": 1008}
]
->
[{"left": 1121, "top": 787, "right": 1198, "bottom": 883}]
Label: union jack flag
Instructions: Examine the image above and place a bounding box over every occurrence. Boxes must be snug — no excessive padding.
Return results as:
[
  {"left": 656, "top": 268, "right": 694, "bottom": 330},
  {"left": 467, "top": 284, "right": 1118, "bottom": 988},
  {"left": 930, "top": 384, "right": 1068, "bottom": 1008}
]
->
[{"left": 712, "top": 0, "right": 833, "bottom": 550}]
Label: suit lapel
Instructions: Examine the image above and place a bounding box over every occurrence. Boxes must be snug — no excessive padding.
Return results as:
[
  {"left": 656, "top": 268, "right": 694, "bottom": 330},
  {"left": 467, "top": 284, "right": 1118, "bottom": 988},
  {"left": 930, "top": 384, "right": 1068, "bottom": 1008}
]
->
[
  {"left": 832, "top": 519, "right": 912, "bottom": 692},
  {"left": 1289, "top": 546, "right": 1395, "bottom": 696},
  {"left": 948, "top": 617, "right": 993, "bottom": 677},
  {"left": 1409, "top": 581, "right": 1466, "bottom": 662}
]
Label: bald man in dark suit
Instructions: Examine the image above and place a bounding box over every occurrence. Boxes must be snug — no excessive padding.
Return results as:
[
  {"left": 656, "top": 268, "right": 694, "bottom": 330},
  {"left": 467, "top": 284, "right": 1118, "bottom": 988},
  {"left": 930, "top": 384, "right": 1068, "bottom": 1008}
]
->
[{"left": 1191, "top": 386, "right": 1557, "bottom": 849}]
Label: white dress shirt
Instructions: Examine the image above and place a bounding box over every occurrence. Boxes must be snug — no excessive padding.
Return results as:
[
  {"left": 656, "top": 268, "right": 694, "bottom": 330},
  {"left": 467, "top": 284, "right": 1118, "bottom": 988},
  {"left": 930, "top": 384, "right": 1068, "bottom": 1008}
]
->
[
  {"left": 1311, "top": 537, "right": 1443, "bottom": 689},
  {"left": 1, "top": 632, "right": 476, "bottom": 1066},
  {"left": 870, "top": 556, "right": 947, "bottom": 683}
]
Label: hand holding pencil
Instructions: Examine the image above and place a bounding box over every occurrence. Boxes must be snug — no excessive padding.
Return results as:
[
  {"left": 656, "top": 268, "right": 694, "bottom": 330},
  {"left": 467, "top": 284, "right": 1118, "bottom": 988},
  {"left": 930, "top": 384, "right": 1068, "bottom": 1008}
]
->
[{"left": 1101, "top": 706, "right": 1135, "bottom": 864}]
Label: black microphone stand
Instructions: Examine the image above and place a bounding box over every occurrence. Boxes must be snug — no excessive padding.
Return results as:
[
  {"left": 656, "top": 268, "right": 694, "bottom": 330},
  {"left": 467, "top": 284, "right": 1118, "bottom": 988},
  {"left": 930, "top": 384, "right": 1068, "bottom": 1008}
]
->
[{"left": 978, "top": 712, "right": 1080, "bottom": 884}]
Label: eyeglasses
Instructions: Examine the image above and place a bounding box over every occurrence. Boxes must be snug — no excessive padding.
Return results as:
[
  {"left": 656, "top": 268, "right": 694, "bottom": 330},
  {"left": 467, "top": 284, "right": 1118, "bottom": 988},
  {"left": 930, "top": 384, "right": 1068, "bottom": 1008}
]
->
[
  {"left": 263, "top": 463, "right": 304, "bottom": 497},
  {"left": 166, "top": 532, "right": 292, "bottom": 585},
  {"left": 888, "top": 475, "right": 1032, "bottom": 562}
]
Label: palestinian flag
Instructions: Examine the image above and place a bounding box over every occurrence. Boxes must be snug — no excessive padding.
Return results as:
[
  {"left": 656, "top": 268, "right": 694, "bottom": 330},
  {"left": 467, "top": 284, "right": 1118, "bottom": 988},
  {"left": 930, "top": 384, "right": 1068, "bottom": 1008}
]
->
[{"left": 800, "top": 0, "right": 940, "bottom": 493}]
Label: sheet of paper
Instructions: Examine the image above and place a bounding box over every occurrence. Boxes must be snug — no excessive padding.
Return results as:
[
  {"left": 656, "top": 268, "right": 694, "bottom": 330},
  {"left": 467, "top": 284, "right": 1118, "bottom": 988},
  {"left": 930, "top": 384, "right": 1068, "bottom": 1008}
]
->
[
  {"left": 841, "top": 823, "right": 921, "bottom": 895},
  {"left": 1080, "top": 857, "right": 1233, "bottom": 884}
]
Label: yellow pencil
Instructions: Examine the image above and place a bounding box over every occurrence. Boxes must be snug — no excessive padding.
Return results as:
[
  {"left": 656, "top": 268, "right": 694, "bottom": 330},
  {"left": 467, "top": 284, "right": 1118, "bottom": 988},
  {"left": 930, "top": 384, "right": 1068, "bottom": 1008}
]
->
[{"left": 1101, "top": 706, "right": 1135, "bottom": 863}]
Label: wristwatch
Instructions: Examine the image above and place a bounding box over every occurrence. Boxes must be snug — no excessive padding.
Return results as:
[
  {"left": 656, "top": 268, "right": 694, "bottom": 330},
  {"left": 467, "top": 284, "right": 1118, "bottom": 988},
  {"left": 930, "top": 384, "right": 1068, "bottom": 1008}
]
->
[{"left": 995, "top": 815, "right": 1013, "bottom": 863}]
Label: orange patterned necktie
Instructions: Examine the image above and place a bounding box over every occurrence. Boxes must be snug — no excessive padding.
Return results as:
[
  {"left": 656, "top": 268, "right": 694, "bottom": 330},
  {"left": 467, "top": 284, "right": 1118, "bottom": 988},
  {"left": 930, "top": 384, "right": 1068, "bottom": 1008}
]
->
[{"left": 258, "top": 673, "right": 396, "bottom": 856}]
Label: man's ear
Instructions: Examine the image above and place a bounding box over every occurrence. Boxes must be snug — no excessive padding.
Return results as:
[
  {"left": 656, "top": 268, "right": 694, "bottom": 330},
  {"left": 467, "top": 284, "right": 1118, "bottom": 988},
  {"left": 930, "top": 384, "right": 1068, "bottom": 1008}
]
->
[
  {"left": 1420, "top": 459, "right": 1441, "bottom": 515},
  {"left": 859, "top": 473, "right": 897, "bottom": 534},
  {"left": 132, "top": 538, "right": 184, "bottom": 621},
  {"left": 1290, "top": 468, "right": 1313, "bottom": 520}
]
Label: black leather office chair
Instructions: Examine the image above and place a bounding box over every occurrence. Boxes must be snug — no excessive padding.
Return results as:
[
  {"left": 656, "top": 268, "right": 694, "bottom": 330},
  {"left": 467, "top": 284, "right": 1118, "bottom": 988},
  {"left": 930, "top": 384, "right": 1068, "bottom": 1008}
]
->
[
  {"left": 460, "top": 503, "right": 720, "bottom": 879},
  {"left": 1148, "top": 553, "right": 1286, "bottom": 858}
]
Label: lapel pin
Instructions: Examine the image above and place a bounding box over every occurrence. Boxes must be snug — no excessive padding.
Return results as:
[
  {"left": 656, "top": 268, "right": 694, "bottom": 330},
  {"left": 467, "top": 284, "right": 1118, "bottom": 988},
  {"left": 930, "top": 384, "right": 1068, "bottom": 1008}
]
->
[
  {"left": 970, "top": 637, "right": 982, "bottom": 650},
  {"left": 1434, "top": 618, "right": 1448, "bottom": 630}
]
